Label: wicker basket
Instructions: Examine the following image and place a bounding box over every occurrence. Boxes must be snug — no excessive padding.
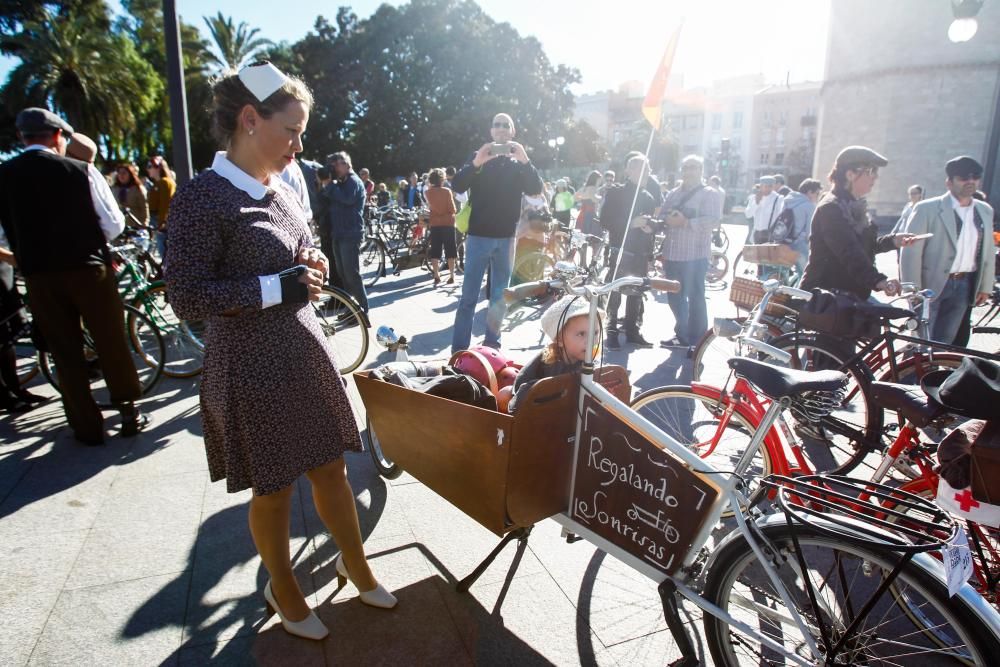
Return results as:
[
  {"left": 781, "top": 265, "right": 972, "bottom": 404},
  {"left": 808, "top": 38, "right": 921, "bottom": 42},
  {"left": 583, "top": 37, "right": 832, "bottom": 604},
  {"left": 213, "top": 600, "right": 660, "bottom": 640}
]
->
[
  {"left": 742, "top": 243, "right": 799, "bottom": 267},
  {"left": 729, "top": 276, "right": 790, "bottom": 316}
]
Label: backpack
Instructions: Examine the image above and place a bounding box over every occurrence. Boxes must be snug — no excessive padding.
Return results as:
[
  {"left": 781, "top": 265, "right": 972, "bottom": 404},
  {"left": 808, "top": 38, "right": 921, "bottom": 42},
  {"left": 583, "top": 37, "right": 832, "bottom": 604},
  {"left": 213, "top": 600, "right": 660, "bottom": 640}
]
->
[
  {"left": 768, "top": 205, "right": 797, "bottom": 244},
  {"left": 792, "top": 288, "right": 881, "bottom": 339}
]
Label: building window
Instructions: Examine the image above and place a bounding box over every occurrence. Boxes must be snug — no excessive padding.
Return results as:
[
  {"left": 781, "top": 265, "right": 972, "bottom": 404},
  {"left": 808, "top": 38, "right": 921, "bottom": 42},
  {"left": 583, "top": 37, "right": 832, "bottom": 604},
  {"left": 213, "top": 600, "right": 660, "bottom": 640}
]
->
[
  {"left": 760, "top": 153, "right": 768, "bottom": 164},
  {"left": 774, "top": 152, "right": 784, "bottom": 165},
  {"left": 732, "top": 111, "right": 743, "bottom": 129},
  {"left": 712, "top": 113, "right": 722, "bottom": 130},
  {"left": 687, "top": 114, "right": 701, "bottom": 129},
  {"left": 779, "top": 111, "right": 787, "bottom": 126},
  {"left": 760, "top": 132, "right": 770, "bottom": 148},
  {"left": 775, "top": 128, "right": 785, "bottom": 148},
  {"left": 731, "top": 136, "right": 741, "bottom": 149}
]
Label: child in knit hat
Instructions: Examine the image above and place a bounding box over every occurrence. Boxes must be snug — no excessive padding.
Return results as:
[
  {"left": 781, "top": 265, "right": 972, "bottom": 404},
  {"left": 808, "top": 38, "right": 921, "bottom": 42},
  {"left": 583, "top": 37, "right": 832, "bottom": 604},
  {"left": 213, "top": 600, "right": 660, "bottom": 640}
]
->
[{"left": 506, "top": 294, "right": 604, "bottom": 413}]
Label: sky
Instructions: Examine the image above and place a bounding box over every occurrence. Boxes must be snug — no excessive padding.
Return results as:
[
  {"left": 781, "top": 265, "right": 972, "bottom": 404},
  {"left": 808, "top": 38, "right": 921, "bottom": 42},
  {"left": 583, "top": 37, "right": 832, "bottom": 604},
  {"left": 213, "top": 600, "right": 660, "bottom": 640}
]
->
[{"left": 1, "top": 0, "right": 831, "bottom": 94}]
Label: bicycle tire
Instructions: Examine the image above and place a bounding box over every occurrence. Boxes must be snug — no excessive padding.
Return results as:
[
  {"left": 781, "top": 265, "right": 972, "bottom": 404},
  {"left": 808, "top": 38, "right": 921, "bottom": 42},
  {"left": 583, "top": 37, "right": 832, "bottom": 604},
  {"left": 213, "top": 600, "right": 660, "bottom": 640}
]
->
[
  {"left": 706, "top": 251, "right": 729, "bottom": 284},
  {"left": 767, "top": 331, "right": 883, "bottom": 476},
  {"left": 880, "top": 351, "right": 965, "bottom": 385},
  {"left": 40, "top": 303, "right": 165, "bottom": 408},
  {"left": 512, "top": 250, "right": 555, "bottom": 284},
  {"left": 360, "top": 237, "right": 386, "bottom": 288},
  {"left": 311, "top": 286, "right": 369, "bottom": 374},
  {"left": 703, "top": 521, "right": 998, "bottom": 666},
  {"left": 631, "top": 385, "right": 771, "bottom": 517},
  {"left": 366, "top": 416, "right": 402, "bottom": 479},
  {"left": 129, "top": 283, "right": 204, "bottom": 378},
  {"left": 690, "top": 317, "right": 787, "bottom": 384}
]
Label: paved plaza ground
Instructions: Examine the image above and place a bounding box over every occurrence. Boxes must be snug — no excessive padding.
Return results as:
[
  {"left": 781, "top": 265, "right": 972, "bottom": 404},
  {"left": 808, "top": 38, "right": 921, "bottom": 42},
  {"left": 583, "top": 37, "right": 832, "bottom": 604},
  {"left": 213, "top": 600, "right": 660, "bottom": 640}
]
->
[{"left": 0, "top": 222, "right": 994, "bottom": 665}]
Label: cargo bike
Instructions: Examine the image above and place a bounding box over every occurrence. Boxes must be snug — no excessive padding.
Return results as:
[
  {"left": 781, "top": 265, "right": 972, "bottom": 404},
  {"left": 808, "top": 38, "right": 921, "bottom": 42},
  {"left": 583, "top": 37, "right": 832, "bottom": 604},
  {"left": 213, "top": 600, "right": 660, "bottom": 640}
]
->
[{"left": 354, "top": 270, "right": 1000, "bottom": 665}]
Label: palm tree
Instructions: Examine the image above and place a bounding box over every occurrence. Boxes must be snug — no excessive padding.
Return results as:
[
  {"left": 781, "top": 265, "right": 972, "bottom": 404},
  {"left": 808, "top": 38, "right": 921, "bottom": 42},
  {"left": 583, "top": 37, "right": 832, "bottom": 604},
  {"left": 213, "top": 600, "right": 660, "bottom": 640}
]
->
[
  {"left": 0, "top": 7, "right": 160, "bottom": 158},
  {"left": 202, "top": 12, "right": 273, "bottom": 71}
]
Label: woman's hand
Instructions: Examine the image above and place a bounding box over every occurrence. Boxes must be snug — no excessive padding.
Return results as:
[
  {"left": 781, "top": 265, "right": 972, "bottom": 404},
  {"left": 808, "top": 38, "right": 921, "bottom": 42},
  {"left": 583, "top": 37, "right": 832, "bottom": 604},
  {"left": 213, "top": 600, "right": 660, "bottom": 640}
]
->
[
  {"left": 297, "top": 247, "right": 329, "bottom": 281},
  {"left": 892, "top": 232, "right": 918, "bottom": 248},
  {"left": 299, "top": 266, "right": 326, "bottom": 301}
]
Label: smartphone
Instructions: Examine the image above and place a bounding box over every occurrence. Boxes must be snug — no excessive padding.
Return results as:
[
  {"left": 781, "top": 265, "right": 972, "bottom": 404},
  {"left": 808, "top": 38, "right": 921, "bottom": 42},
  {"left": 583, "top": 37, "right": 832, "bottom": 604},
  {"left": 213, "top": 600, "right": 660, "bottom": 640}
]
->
[
  {"left": 910, "top": 232, "right": 934, "bottom": 240},
  {"left": 489, "top": 142, "right": 512, "bottom": 157}
]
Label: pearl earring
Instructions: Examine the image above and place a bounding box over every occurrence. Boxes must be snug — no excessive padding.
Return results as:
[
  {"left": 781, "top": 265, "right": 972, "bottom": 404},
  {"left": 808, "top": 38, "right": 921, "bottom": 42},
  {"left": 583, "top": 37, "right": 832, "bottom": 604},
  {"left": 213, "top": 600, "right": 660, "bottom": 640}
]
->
[{"left": 248, "top": 129, "right": 255, "bottom": 136}]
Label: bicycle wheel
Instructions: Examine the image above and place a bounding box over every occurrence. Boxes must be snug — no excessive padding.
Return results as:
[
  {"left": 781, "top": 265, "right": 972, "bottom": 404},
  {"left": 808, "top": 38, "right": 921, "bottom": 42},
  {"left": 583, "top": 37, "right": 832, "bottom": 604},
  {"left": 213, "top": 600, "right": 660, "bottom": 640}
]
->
[
  {"left": 15, "top": 334, "right": 39, "bottom": 386},
  {"left": 130, "top": 283, "right": 204, "bottom": 378},
  {"left": 512, "top": 251, "right": 555, "bottom": 283},
  {"left": 40, "top": 304, "right": 165, "bottom": 408},
  {"left": 703, "top": 522, "right": 998, "bottom": 666},
  {"left": 706, "top": 251, "right": 729, "bottom": 285},
  {"left": 631, "top": 385, "right": 770, "bottom": 515},
  {"left": 311, "top": 286, "right": 369, "bottom": 374},
  {"left": 768, "top": 332, "right": 882, "bottom": 476},
  {"left": 360, "top": 237, "right": 386, "bottom": 288},
  {"left": 366, "top": 416, "right": 401, "bottom": 479}
]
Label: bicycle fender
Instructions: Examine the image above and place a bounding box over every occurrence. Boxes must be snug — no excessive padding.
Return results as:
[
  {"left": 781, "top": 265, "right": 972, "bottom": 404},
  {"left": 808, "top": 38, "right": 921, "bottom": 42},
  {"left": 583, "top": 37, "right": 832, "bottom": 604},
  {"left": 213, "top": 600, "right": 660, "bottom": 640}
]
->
[{"left": 711, "top": 512, "right": 1000, "bottom": 643}]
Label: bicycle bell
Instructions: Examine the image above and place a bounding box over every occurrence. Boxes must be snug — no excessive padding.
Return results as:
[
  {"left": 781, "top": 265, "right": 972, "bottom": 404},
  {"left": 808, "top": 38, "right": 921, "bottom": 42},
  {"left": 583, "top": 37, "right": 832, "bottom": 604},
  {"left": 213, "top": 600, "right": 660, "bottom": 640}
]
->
[{"left": 375, "top": 325, "right": 399, "bottom": 349}]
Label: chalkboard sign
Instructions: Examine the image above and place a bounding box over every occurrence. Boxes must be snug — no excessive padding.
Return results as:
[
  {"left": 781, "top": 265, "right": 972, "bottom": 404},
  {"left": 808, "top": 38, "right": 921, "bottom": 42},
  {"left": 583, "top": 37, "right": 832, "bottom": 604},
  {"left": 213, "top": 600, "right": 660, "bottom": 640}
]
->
[{"left": 569, "top": 394, "right": 721, "bottom": 575}]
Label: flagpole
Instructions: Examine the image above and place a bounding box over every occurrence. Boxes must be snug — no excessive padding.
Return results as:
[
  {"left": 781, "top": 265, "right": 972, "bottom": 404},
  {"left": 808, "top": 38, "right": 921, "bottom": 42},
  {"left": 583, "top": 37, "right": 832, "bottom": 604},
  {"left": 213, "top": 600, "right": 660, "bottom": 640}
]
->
[{"left": 609, "top": 126, "right": 657, "bottom": 284}]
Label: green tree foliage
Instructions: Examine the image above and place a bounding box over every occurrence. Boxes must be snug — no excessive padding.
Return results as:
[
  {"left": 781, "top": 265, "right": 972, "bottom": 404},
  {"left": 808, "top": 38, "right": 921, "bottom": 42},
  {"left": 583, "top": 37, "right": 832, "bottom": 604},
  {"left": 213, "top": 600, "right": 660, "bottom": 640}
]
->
[
  {"left": 203, "top": 11, "right": 273, "bottom": 72},
  {"left": 328, "top": 0, "right": 579, "bottom": 175},
  {"left": 0, "top": 3, "right": 160, "bottom": 161}
]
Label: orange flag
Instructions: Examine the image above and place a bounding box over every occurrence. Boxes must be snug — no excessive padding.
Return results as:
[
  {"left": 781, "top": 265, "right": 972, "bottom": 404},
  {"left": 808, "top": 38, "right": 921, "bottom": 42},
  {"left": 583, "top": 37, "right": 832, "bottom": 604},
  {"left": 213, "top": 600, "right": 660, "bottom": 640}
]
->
[{"left": 642, "top": 22, "right": 684, "bottom": 131}]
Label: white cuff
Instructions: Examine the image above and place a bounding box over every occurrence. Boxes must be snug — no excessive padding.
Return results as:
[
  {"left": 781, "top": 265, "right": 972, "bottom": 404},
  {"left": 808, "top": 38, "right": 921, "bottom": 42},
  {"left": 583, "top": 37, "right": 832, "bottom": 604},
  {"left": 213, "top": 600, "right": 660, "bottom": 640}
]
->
[{"left": 258, "top": 275, "right": 282, "bottom": 309}]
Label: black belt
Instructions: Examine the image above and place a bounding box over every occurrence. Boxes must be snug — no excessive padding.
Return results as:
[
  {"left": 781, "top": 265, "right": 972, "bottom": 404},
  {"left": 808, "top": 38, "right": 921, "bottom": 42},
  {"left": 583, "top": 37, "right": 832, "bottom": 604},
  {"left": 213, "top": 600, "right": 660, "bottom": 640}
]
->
[{"left": 948, "top": 271, "right": 972, "bottom": 279}]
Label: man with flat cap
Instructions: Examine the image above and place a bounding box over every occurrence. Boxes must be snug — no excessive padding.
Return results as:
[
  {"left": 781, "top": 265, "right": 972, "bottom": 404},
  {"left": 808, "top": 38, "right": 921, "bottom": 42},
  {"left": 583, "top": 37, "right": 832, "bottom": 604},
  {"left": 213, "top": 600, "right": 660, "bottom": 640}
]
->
[
  {"left": 801, "top": 146, "right": 918, "bottom": 301},
  {"left": 900, "top": 156, "right": 996, "bottom": 344},
  {"left": 0, "top": 107, "right": 148, "bottom": 444}
]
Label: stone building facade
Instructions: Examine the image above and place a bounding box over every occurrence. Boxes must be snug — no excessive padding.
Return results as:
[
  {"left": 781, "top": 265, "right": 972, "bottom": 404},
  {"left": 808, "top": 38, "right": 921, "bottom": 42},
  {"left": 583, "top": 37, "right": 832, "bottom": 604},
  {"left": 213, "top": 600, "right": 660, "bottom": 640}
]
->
[
  {"left": 748, "top": 81, "right": 822, "bottom": 188},
  {"left": 815, "top": 0, "right": 1000, "bottom": 219}
]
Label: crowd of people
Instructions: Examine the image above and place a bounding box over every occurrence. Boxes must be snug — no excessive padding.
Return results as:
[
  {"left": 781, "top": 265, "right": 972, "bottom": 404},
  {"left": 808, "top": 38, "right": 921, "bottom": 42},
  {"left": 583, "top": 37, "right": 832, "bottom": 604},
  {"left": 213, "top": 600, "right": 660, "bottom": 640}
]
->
[{"left": 0, "top": 57, "right": 996, "bottom": 643}]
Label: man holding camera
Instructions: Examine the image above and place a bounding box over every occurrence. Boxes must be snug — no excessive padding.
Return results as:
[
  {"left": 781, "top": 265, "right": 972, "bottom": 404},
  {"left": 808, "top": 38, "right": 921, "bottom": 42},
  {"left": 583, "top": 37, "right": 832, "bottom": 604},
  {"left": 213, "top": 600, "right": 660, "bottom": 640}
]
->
[
  {"left": 450, "top": 112, "right": 543, "bottom": 353},
  {"left": 659, "top": 155, "right": 723, "bottom": 349}
]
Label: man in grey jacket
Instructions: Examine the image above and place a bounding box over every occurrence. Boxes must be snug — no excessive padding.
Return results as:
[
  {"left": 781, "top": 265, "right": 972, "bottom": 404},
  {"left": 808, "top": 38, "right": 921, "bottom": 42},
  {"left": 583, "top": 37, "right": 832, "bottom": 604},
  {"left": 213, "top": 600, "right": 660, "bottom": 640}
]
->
[
  {"left": 776, "top": 178, "right": 822, "bottom": 280},
  {"left": 900, "top": 156, "right": 996, "bottom": 344}
]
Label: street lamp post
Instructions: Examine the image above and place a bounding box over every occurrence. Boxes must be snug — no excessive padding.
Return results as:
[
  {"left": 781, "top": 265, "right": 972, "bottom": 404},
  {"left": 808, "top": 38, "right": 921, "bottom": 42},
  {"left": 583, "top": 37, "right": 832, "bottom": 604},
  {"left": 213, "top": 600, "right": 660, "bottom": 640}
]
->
[
  {"left": 547, "top": 136, "right": 565, "bottom": 175},
  {"left": 162, "top": 0, "right": 193, "bottom": 186}
]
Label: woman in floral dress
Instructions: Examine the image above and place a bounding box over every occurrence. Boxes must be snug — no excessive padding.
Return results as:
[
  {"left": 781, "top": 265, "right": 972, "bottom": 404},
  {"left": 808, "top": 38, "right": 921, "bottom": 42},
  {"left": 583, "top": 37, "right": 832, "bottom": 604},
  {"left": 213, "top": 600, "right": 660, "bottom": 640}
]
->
[{"left": 165, "top": 62, "right": 395, "bottom": 641}]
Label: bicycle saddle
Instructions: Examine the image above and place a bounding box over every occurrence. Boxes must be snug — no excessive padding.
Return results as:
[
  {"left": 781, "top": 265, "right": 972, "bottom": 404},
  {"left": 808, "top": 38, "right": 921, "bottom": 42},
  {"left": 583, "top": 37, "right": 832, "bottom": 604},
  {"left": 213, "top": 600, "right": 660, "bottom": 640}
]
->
[
  {"left": 869, "top": 381, "right": 943, "bottom": 428},
  {"left": 857, "top": 303, "right": 915, "bottom": 321},
  {"left": 728, "top": 357, "right": 847, "bottom": 399}
]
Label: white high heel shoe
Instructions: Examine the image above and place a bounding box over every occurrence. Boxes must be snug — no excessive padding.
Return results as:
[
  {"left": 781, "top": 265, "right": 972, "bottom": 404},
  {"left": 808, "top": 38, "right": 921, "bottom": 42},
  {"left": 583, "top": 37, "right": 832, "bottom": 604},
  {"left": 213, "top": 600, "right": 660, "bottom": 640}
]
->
[
  {"left": 264, "top": 580, "right": 329, "bottom": 640},
  {"left": 335, "top": 554, "right": 398, "bottom": 609}
]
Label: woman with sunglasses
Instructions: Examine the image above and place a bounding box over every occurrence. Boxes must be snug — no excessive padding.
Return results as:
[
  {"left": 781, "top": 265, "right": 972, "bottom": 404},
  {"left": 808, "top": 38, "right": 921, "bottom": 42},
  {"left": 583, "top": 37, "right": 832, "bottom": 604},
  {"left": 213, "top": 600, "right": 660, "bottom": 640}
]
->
[{"left": 800, "top": 145, "right": 917, "bottom": 301}]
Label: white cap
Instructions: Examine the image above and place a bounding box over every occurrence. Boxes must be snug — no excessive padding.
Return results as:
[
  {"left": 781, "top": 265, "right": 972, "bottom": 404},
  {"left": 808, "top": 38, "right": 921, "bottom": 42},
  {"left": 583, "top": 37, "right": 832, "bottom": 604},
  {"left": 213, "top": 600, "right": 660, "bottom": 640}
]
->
[
  {"left": 238, "top": 61, "right": 288, "bottom": 102},
  {"left": 540, "top": 295, "right": 603, "bottom": 341}
]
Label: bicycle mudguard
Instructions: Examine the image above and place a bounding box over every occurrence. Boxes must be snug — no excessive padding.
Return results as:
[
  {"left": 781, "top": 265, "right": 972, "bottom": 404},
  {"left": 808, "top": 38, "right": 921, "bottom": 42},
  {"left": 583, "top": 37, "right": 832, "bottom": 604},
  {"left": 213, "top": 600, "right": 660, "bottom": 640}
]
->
[{"left": 704, "top": 512, "right": 1000, "bottom": 643}]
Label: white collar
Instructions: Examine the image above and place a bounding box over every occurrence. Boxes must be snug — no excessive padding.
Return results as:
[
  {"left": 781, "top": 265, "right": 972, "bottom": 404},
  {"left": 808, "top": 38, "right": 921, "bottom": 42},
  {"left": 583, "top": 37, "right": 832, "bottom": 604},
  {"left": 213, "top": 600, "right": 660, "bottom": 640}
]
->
[
  {"left": 949, "top": 193, "right": 973, "bottom": 211},
  {"left": 210, "top": 151, "right": 273, "bottom": 200},
  {"left": 23, "top": 144, "right": 55, "bottom": 154}
]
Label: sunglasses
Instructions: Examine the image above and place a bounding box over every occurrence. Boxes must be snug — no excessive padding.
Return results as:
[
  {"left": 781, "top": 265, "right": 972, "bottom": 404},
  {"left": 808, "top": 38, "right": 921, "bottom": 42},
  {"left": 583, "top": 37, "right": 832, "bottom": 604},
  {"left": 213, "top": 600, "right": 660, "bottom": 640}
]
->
[
  {"left": 492, "top": 122, "right": 511, "bottom": 129},
  {"left": 854, "top": 166, "right": 879, "bottom": 177}
]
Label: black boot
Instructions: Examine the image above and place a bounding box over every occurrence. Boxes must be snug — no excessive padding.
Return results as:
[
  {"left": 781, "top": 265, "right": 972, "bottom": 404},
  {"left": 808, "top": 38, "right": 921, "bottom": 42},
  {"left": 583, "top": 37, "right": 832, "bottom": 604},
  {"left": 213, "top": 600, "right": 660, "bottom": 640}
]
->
[{"left": 625, "top": 329, "right": 653, "bottom": 348}]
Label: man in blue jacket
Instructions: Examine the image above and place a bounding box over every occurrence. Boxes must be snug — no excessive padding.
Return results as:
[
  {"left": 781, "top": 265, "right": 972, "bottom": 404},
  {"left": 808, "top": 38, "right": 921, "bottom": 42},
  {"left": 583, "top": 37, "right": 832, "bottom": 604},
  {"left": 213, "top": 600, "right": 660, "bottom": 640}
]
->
[
  {"left": 449, "top": 113, "right": 543, "bottom": 353},
  {"left": 324, "top": 151, "right": 368, "bottom": 313}
]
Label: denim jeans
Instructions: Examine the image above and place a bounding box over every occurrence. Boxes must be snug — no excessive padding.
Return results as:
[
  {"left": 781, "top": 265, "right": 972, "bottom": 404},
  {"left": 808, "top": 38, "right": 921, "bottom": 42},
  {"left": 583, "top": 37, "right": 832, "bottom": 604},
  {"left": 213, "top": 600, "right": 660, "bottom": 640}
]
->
[
  {"left": 928, "top": 273, "right": 974, "bottom": 344},
  {"left": 663, "top": 257, "right": 709, "bottom": 346},
  {"left": 451, "top": 235, "right": 515, "bottom": 353},
  {"left": 332, "top": 237, "right": 368, "bottom": 313}
]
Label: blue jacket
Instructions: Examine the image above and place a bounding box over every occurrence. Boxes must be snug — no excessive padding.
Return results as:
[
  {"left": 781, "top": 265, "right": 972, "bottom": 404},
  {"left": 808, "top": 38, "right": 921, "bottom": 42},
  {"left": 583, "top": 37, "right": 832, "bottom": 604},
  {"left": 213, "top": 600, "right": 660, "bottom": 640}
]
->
[{"left": 323, "top": 172, "right": 365, "bottom": 240}]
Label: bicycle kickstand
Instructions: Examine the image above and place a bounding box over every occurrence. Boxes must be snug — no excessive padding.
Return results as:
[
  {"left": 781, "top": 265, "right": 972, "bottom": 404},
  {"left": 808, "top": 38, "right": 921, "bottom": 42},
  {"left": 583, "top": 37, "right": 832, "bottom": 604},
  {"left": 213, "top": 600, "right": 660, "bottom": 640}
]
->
[{"left": 658, "top": 578, "right": 699, "bottom": 666}]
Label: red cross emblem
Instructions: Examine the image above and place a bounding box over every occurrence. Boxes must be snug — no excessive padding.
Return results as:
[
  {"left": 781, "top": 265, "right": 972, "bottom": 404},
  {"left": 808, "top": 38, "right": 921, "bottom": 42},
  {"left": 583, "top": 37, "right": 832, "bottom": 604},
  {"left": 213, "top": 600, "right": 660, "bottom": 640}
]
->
[{"left": 955, "top": 489, "right": 980, "bottom": 512}]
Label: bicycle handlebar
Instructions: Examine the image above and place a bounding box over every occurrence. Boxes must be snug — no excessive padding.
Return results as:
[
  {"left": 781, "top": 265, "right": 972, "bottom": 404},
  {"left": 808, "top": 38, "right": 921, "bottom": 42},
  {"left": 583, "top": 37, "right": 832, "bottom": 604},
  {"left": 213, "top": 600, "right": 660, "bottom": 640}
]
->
[{"left": 503, "top": 280, "right": 559, "bottom": 303}]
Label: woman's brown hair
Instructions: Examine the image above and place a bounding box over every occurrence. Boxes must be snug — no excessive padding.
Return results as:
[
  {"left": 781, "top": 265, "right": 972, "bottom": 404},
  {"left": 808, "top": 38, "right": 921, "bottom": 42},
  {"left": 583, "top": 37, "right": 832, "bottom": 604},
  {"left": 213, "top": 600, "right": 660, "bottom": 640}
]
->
[
  {"left": 210, "top": 66, "right": 313, "bottom": 148},
  {"left": 117, "top": 163, "right": 145, "bottom": 193}
]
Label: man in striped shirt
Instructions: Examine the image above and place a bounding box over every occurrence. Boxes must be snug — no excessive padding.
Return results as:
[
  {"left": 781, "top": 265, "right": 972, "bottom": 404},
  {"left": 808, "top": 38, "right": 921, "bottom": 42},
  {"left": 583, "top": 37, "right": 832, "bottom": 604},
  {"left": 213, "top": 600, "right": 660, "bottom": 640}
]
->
[{"left": 659, "top": 155, "right": 724, "bottom": 349}]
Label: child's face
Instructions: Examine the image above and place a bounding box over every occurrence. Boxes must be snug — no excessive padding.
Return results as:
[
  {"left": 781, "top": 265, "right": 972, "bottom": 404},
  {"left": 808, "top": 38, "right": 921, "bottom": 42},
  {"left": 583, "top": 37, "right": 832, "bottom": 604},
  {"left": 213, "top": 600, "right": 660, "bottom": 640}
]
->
[{"left": 560, "top": 315, "right": 598, "bottom": 363}]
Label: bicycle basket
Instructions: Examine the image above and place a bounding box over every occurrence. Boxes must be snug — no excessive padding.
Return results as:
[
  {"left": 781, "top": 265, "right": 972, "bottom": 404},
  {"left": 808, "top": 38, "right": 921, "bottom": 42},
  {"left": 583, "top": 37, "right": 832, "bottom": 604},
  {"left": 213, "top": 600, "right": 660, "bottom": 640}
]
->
[{"left": 729, "top": 277, "right": 789, "bottom": 316}]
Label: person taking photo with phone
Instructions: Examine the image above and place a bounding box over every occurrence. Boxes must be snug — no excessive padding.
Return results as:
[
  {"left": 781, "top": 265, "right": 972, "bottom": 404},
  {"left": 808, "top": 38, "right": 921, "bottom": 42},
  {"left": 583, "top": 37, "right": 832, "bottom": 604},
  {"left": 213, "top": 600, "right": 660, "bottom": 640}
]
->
[{"left": 449, "top": 112, "right": 543, "bottom": 353}]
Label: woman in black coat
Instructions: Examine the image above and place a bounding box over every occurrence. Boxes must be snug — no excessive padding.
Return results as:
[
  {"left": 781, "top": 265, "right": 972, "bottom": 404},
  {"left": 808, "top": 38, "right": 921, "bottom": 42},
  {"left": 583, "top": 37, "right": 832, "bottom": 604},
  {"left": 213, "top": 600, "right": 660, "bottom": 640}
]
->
[{"left": 800, "top": 146, "right": 917, "bottom": 300}]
